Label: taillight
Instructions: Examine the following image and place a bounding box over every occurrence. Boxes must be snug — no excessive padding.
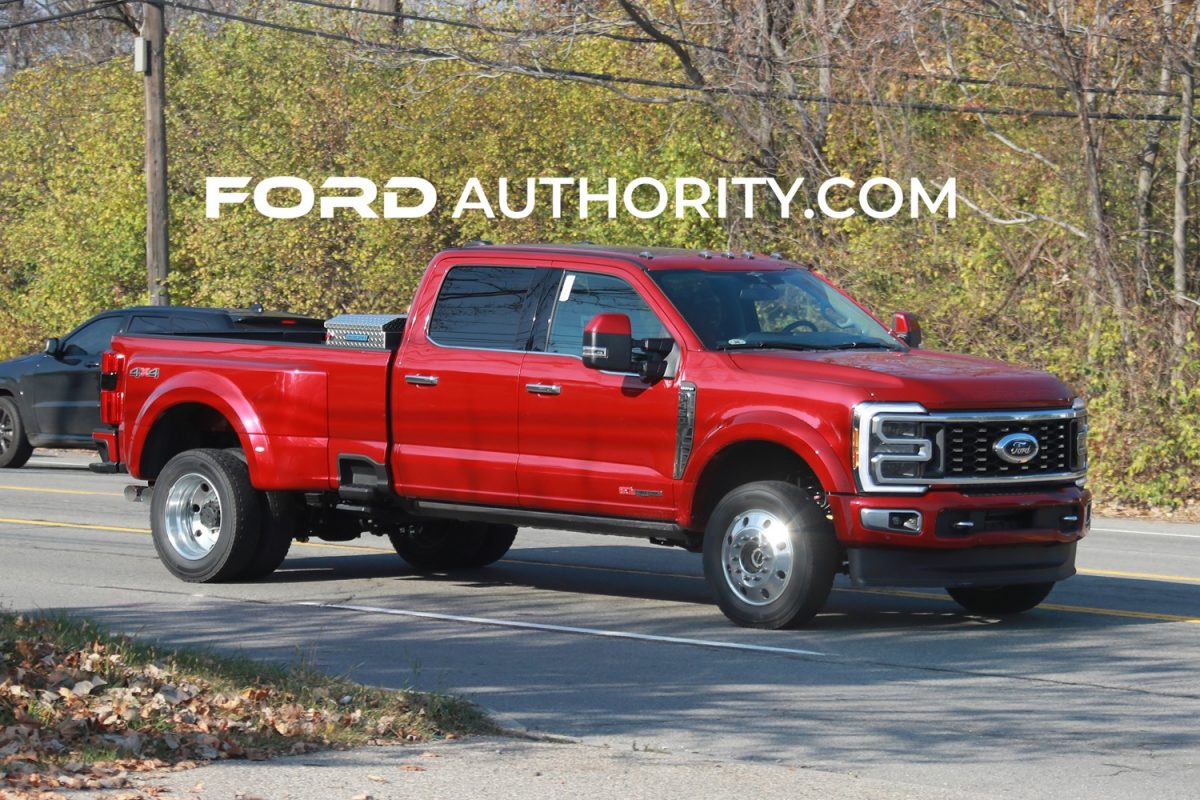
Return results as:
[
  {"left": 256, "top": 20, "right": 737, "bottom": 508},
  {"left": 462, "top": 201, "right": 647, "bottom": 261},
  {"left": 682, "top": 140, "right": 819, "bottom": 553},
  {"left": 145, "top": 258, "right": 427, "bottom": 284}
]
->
[{"left": 100, "top": 350, "right": 124, "bottom": 425}]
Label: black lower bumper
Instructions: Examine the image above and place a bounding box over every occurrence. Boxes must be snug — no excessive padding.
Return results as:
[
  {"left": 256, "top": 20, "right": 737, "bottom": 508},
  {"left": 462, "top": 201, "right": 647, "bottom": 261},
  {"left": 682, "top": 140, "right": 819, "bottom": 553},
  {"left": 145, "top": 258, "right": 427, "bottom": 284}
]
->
[{"left": 847, "top": 542, "right": 1077, "bottom": 588}]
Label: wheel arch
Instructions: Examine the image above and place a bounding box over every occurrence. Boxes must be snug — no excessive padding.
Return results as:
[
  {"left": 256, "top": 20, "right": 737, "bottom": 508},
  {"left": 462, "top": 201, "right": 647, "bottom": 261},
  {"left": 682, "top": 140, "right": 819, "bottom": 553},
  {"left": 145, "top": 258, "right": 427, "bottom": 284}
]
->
[
  {"left": 681, "top": 414, "right": 852, "bottom": 531},
  {"left": 134, "top": 400, "right": 250, "bottom": 481}
]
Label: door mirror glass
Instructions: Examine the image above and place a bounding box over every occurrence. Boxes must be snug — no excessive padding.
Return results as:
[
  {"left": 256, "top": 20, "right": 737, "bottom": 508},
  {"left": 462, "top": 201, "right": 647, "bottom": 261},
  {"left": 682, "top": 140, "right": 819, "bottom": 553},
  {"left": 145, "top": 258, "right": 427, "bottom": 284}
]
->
[
  {"left": 44, "top": 337, "right": 61, "bottom": 357},
  {"left": 582, "top": 313, "right": 633, "bottom": 372},
  {"left": 892, "top": 311, "right": 922, "bottom": 348}
]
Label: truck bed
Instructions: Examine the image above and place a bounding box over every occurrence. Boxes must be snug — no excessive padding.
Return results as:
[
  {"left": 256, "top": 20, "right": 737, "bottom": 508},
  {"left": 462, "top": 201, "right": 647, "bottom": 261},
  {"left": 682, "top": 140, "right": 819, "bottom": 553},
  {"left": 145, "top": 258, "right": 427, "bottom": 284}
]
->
[{"left": 110, "top": 334, "right": 396, "bottom": 490}]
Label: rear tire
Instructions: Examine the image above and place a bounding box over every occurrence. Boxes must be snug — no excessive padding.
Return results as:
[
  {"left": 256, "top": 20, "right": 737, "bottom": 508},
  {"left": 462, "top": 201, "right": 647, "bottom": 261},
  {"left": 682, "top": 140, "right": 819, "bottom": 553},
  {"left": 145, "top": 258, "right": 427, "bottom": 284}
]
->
[
  {"left": 947, "top": 582, "right": 1055, "bottom": 615},
  {"left": 151, "top": 449, "right": 261, "bottom": 583},
  {"left": 0, "top": 397, "right": 33, "bottom": 469},
  {"left": 702, "top": 480, "right": 837, "bottom": 629},
  {"left": 239, "top": 491, "right": 298, "bottom": 580},
  {"left": 388, "top": 520, "right": 517, "bottom": 570}
]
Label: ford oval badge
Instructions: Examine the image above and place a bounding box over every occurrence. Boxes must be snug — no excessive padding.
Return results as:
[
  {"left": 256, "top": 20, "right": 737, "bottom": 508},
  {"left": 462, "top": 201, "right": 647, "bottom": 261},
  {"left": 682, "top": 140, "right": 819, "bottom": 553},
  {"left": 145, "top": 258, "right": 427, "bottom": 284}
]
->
[{"left": 993, "top": 432, "right": 1039, "bottom": 464}]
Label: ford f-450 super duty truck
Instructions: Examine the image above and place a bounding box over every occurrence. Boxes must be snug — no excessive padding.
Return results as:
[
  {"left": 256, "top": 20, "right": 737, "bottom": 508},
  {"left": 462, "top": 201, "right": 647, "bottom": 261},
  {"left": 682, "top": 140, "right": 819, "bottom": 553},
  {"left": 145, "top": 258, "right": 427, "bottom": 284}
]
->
[{"left": 93, "top": 244, "right": 1090, "bottom": 628}]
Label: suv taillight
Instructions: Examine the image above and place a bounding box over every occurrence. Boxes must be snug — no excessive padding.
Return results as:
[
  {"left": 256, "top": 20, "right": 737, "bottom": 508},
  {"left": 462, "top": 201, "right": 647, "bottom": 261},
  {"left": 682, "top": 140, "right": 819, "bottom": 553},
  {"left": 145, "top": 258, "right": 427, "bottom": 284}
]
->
[{"left": 100, "top": 350, "right": 124, "bottom": 425}]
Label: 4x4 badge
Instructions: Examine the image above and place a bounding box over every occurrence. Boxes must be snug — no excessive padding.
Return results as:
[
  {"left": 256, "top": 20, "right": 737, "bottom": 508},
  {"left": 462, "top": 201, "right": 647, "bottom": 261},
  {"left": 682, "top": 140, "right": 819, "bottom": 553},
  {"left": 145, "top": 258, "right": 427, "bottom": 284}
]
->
[
  {"left": 993, "top": 432, "right": 1039, "bottom": 464},
  {"left": 129, "top": 367, "right": 160, "bottom": 379}
]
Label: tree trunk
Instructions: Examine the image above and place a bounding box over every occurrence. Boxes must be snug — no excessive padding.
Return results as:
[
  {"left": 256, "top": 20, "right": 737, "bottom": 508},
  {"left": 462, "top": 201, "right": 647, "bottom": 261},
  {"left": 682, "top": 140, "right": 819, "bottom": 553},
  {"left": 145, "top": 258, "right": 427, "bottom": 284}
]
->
[
  {"left": 1135, "top": 1, "right": 1176, "bottom": 300},
  {"left": 1173, "top": 11, "right": 1200, "bottom": 385},
  {"left": 4, "top": 0, "right": 23, "bottom": 74}
]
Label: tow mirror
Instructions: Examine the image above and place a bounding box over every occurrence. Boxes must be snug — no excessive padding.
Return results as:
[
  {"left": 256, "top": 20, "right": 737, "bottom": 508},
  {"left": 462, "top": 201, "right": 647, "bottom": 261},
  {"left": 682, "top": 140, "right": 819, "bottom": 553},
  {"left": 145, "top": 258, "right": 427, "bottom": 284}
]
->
[
  {"left": 892, "top": 312, "right": 922, "bottom": 348},
  {"left": 582, "top": 313, "right": 633, "bottom": 373},
  {"left": 44, "top": 337, "right": 61, "bottom": 357}
]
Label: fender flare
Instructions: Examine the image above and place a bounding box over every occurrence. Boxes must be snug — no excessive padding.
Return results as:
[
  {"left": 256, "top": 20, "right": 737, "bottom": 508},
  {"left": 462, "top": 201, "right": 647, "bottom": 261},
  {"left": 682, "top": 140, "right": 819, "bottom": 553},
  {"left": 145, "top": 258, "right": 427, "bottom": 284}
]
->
[
  {"left": 128, "top": 373, "right": 268, "bottom": 479},
  {"left": 679, "top": 409, "right": 853, "bottom": 526}
]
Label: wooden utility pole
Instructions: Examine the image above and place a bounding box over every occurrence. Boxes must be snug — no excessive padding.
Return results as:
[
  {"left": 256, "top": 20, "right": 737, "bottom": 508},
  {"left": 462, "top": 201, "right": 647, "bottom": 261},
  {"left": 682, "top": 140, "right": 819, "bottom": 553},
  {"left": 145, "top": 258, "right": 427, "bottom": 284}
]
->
[{"left": 143, "top": 1, "right": 169, "bottom": 305}]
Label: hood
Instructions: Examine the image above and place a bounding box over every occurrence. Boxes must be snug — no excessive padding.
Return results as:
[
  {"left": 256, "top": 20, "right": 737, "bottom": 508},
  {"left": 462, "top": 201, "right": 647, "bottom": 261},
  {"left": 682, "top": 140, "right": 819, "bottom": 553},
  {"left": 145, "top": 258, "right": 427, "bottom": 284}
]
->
[
  {"left": 726, "top": 348, "right": 1074, "bottom": 410},
  {"left": 0, "top": 353, "right": 38, "bottom": 378}
]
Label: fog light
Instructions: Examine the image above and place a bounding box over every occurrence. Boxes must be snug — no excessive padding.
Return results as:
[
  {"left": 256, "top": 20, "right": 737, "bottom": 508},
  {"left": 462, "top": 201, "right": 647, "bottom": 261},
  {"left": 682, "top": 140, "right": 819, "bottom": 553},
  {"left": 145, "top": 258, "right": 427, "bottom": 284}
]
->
[{"left": 861, "top": 509, "right": 923, "bottom": 534}]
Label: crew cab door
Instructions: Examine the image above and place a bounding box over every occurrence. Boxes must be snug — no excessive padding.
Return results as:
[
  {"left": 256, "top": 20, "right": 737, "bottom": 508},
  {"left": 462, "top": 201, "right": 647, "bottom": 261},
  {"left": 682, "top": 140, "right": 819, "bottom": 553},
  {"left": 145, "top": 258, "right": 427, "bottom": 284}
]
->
[
  {"left": 391, "top": 264, "right": 546, "bottom": 504},
  {"left": 25, "top": 314, "right": 126, "bottom": 442},
  {"left": 517, "top": 268, "right": 680, "bottom": 518}
]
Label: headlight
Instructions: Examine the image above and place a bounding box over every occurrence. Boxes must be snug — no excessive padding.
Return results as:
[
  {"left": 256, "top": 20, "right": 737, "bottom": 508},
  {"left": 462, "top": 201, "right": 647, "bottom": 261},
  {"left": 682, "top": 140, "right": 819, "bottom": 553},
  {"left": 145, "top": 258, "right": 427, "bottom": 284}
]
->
[
  {"left": 1072, "top": 396, "right": 1088, "bottom": 473},
  {"left": 854, "top": 402, "right": 933, "bottom": 493}
]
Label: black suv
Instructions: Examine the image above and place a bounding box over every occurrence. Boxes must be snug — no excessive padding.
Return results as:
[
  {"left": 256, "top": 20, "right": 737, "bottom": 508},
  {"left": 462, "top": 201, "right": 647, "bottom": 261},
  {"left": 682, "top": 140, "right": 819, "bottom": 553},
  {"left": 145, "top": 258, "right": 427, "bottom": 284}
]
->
[{"left": 0, "top": 306, "right": 324, "bottom": 468}]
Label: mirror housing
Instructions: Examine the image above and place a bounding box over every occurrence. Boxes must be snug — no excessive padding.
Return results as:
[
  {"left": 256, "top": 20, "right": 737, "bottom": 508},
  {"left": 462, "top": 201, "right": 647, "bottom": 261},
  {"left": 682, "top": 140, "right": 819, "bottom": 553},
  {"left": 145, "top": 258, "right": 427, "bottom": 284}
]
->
[
  {"left": 44, "top": 337, "right": 61, "bottom": 357},
  {"left": 582, "top": 313, "right": 633, "bottom": 373},
  {"left": 892, "top": 312, "right": 922, "bottom": 348}
]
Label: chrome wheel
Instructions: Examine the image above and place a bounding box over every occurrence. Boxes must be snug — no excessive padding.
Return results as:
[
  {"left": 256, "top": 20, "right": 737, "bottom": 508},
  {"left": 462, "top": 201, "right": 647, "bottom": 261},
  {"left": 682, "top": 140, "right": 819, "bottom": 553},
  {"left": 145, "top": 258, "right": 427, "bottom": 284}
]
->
[
  {"left": 721, "top": 509, "right": 794, "bottom": 606},
  {"left": 163, "top": 472, "right": 223, "bottom": 560}
]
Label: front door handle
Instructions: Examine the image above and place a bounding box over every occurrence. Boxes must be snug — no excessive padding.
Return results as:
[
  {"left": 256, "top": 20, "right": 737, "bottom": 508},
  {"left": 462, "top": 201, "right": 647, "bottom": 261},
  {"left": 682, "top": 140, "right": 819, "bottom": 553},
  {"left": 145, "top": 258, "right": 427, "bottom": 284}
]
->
[
  {"left": 525, "top": 383, "right": 561, "bottom": 395},
  {"left": 405, "top": 374, "right": 439, "bottom": 386}
]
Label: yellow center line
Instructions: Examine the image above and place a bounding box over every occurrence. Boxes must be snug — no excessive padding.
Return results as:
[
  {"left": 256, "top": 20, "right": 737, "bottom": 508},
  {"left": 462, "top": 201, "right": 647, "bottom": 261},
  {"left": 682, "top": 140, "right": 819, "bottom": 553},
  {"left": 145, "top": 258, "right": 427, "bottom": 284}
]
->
[
  {"left": 0, "top": 516, "right": 149, "bottom": 534},
  {"left": 838, "top": 588, "right": 1200, "bottom": 624},
  {"left": 0, "top": 484, "right": 124, "bottom": 497},
  {"left": 1079, "top": 567, "right": 1200, "bottom": 584},
  {"left": 1, "top": 515, "right": 1198, "bottom": 624}
]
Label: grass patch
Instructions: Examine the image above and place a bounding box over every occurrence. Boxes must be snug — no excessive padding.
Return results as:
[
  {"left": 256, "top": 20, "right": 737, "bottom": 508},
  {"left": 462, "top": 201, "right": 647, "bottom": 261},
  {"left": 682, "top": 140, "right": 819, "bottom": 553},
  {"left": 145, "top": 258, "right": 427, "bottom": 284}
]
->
[{"left": 0, "top": 610, "right": 497, "bottom": 792}]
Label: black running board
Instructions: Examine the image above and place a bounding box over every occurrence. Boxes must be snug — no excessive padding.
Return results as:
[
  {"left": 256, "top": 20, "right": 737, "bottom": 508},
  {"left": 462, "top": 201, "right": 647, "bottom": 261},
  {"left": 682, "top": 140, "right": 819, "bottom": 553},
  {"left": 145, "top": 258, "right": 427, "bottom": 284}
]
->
[{"left": 409, "top": 499, "right": 694, "bottom": 545}]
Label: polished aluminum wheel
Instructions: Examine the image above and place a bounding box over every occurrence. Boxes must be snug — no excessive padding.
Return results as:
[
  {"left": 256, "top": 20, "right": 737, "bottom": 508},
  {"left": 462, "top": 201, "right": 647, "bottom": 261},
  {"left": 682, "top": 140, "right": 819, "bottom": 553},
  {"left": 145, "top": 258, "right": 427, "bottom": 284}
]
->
[
  {"left": 162, "top": 472, "right": 223, "bottom": 560},
  {"left": 721, "top": 509, "right": 794, "bottom": 606}
]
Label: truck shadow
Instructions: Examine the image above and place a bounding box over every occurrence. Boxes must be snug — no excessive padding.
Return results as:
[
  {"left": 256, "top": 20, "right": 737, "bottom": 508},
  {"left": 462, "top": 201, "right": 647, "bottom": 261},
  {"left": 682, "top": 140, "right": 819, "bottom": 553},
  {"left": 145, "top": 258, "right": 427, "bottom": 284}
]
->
[{"left": 269, "top": 543, "right": 1200, "bottom": 632}]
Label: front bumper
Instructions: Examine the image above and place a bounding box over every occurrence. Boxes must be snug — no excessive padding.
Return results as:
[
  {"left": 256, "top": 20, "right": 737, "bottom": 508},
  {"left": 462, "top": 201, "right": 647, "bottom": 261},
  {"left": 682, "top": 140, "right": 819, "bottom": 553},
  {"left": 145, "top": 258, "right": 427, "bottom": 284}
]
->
[{"left": 828, "top": 484, "right": 1089, "bottom": 587}]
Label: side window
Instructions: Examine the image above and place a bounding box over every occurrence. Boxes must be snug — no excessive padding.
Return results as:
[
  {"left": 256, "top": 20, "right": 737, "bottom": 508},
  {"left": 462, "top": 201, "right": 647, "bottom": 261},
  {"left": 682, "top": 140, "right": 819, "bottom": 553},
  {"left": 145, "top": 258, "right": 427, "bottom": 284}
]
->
[
  {"left": 429, "top": 266, "right": 539, "bottom": 350},
  {"left": 546, "top": 272, "right": 667, "bottom": 356},
  {"left": 61, "top": 316, "right": 124, "bottom": 356},
  {"left": 171, "top": 315, "right": 221, "bottom": 332},
  {"left": 127, "top": 316, "right": 171, "bottom": 334}
]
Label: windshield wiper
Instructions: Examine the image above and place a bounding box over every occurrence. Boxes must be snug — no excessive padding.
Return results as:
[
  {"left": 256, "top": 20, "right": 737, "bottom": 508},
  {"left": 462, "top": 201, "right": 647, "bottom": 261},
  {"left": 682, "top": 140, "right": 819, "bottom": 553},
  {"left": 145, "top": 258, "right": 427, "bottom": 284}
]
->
[
  {"left": 813, "top": 341, "right": 899, "bottom": 351},
  {"left": 717, "top": 340, "right": 899, "bottom": 352},
  {"left": 716, "top": 341, "right": 821, "bottom": 352}
]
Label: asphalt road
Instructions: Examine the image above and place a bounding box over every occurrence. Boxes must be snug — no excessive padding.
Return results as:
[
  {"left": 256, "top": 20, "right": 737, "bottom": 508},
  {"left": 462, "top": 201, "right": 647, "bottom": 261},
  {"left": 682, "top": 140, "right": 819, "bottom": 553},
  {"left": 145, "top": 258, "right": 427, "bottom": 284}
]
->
[{"left": 2, "top": 451, "right": 1198, "bottom": 799}]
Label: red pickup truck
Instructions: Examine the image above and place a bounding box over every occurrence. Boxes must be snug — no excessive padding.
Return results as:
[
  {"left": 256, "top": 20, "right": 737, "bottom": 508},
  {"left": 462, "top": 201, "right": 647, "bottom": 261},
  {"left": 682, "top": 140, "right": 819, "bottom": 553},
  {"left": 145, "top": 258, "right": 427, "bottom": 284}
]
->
[{"left": 94, "top": 244, "right": 1090, "bottom": 628}]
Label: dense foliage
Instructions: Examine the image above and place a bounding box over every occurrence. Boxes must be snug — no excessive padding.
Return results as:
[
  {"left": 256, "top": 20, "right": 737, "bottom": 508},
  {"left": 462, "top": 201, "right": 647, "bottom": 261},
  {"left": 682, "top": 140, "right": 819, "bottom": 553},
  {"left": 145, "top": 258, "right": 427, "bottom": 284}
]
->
[{"left": 0, "top": 5, "right": 1196, "bottom": 510}]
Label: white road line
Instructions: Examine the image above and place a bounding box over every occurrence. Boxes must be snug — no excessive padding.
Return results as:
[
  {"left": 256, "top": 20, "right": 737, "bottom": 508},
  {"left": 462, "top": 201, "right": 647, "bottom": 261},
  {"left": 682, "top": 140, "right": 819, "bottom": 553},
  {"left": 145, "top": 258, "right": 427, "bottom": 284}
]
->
[
  {"left": 1091, "top": 527, "right": 1200, "bottom": 540},
  {"left": 298, "top": 601, "right": 828, "bottom": 657}
]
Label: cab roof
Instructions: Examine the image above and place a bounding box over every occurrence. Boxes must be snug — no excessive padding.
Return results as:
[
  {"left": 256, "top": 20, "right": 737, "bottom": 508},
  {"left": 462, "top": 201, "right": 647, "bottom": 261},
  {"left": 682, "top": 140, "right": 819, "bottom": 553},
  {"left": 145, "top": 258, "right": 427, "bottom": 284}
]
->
[{"left": 444, "top": 242, "right": 810, "bottom": 272}]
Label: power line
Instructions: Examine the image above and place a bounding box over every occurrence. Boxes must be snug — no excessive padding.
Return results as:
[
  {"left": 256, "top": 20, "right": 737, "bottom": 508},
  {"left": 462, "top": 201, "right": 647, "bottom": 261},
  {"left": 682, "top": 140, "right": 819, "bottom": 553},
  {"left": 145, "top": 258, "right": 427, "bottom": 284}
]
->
[
  {"left": 0, "top": 2, "right": 123, "bottom": 33},
  {"left": 279, "top": 0, "right": 1177, "bottom": 102},
  {"left": 162, "top": 1, "right": 1191, "bottom": 123}
]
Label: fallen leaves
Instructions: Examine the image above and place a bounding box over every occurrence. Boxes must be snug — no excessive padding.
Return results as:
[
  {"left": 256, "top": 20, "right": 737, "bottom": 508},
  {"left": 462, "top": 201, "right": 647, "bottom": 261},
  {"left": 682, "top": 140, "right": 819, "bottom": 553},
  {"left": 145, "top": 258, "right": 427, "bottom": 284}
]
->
[{"left": 0, "top": 612, "right": 485, "bottom": 795}]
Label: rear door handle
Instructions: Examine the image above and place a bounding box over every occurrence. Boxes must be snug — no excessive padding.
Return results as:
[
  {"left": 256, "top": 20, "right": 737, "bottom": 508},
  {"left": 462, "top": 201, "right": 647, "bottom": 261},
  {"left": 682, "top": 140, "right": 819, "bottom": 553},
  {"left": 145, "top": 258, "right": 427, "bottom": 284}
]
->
[
  {"left": 525, "top": 383, "right": 561, "bottom": 395},
  {"left": 405, "top": 374, "right": 439, "bottom": 386}
]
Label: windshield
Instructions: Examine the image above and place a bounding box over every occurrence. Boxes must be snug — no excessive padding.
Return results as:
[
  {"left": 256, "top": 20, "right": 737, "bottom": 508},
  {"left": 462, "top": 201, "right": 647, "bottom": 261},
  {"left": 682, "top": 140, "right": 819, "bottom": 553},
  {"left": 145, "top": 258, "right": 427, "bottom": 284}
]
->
[{"left": 649, "top": 268, "right": 901, "bottom": 352}]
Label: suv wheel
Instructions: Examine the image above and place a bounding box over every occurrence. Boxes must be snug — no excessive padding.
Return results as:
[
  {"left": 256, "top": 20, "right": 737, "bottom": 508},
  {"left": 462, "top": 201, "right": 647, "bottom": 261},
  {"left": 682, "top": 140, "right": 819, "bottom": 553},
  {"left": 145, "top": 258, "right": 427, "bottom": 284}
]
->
[
  {"left": 0, "top": 397, "right": 33, "bottom": 469},
  {"left": 702, "top": 481, "right": 837, "bottom": 629}
]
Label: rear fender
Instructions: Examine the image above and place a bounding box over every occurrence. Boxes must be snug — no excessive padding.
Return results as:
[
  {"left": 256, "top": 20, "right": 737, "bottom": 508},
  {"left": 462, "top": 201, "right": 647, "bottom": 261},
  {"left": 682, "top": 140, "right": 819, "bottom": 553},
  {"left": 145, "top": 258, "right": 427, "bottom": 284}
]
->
[{"left": 128, "top": 374, "right": 264, "bottom": 480}]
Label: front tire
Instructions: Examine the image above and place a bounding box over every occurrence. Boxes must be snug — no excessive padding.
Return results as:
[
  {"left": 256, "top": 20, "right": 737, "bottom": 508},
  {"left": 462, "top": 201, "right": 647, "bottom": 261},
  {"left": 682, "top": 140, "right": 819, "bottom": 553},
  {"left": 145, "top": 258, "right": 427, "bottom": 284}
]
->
[
  {"left": 388, "top": 520, "right": 517, "bottom": 570},
  {"left": 702, "top": 481, "right": 837, "bottom": 629},
  {"left": 947, "top": 582, "right": 1055, "bottom": 615},
  {"left": 0, "top": 396, "right": 33, "bottom": 469},
  {"left": 151, "top": 449, "right": 262, "bottom": 583}
]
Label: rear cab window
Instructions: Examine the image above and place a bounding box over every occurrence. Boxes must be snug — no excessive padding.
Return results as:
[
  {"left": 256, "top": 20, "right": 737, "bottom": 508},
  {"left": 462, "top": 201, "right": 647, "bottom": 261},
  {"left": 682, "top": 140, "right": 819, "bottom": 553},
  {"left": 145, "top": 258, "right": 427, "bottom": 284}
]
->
[{"left": 428, "top": 266, "right": 542, "bottom": 350}]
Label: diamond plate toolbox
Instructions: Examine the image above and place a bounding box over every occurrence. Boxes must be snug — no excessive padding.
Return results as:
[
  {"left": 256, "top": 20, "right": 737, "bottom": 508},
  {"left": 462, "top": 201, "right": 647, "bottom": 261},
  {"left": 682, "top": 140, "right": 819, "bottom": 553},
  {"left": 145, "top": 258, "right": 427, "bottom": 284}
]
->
[{"left": 324, "top": 314, "right": 407, "bottom": 350}]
